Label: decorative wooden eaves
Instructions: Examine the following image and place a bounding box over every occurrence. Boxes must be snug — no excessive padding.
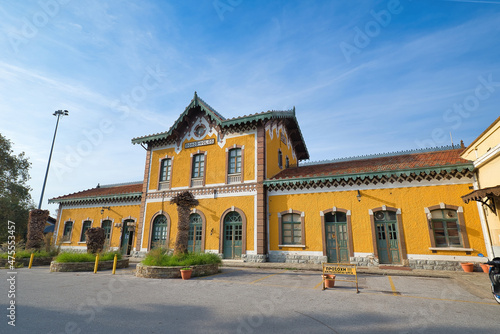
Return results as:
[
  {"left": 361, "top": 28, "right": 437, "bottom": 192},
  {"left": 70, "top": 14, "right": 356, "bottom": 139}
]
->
[
  {"left": 48, "top": 192, "right": 142, "bottom": 206},
  {"left": 131, "top": 94, "right": 309, "bottom": 160},
  {"left": 264, "top": 165, "right": 474, "bottom": 191}
]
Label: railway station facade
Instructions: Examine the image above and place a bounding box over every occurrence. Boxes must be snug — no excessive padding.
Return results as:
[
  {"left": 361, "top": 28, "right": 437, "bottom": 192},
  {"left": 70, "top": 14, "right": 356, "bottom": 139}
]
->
[{"left": 49, "top": 94, "right": 490, "bottom": 269}]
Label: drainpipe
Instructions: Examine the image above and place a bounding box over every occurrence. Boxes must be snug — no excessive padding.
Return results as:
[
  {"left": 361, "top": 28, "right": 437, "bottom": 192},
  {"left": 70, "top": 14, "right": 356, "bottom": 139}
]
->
[{"left": 473, "top": 172, "right": 495, "bottom": 258}]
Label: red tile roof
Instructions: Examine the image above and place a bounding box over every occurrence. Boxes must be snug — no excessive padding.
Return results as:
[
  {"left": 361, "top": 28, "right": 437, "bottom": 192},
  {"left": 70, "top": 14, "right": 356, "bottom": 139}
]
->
[
  {"left": 271, "top": 148, "right": 471, "bottom": 180},
  {"left": 49, "top": 182, "right": 142, "bottom": 202}
]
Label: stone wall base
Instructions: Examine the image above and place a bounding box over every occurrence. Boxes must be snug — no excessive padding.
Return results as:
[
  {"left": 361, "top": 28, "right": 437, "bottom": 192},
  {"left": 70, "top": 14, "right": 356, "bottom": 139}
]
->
[
  {"left": 350, "top": 256, "right": 380, "bottom": 267},
  {"left": 268, "top": 253, "right": 327, "bottom": 264},
  {"left": 135, "top": 263, "right": 219, "bottom": 279},
  {"left": 409, "top": 259, "right": 468, "bottom": 271},
  {"left": 0, "top": 257, "right": 53, "bottom": 267},
  {"left": 350, "top": 256, "right": 482, "bottom": 271},
  {"left": 241, "top": 254, "right": 266, "bottom": 263},
  {"left": 130, "top": 250, "right": 147, "bottom": 258}
]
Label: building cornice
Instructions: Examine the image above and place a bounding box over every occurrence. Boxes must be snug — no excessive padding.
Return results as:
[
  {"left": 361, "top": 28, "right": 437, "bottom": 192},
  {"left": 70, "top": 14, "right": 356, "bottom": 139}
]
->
[{"left": 264, "top": 164, "right": 473, "bottom": 190}]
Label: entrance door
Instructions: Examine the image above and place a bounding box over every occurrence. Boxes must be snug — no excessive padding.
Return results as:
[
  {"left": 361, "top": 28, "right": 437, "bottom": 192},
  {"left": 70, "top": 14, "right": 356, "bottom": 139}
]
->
[
  {"left": 223, "top": 212, "right": 242, "bottom": 259},
  {"left": 374, "top": 211, "right": 400, "bottom": 264},
  {"left": 188, "top": 213, "right": 202, "bottom": 253},
  {"left": 151, "top": 215, "right": 168, "bottom": 248},
  {"left": 325, "top": 212, "right": 349, "bottom": 263}
]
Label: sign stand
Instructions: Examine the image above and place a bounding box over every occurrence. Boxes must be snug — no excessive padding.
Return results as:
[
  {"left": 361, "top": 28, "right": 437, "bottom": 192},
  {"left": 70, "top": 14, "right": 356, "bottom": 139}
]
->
[{"left": 322, "top": 263, "right": 359, "bottom": 293}]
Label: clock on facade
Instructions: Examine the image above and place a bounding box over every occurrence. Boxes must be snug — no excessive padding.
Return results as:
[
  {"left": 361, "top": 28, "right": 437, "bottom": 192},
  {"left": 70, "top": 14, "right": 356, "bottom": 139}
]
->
[{"left": 195, "top": 125, "right": 206, "bottom": 137}]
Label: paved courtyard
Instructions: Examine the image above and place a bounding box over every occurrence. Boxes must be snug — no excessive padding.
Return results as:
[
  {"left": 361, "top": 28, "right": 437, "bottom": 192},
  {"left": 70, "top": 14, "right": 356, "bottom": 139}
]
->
[{"left": 1, "top": 265, "right": 498, "bottom": 333}]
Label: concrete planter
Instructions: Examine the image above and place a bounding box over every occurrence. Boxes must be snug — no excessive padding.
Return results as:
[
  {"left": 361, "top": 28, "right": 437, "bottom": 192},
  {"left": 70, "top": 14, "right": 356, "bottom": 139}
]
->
[
  {"left": 0, "top": 257, "right": 54, "bottom": 267},
  {"left": 50, "top": 258, "right": 129, "bottom": 272},
  {"left": 135, "top": 263, "right": 219, "bottom": 279}
]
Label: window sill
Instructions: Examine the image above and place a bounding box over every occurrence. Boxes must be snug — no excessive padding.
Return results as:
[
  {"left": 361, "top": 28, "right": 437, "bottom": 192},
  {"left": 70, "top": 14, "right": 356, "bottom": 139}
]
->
[
  {"left": 78, "top": 242, "right": 87, "bottom": 244},
  {"left": 429, "top": 247, "right": 473, "bottom": 252},
  {"left": 278, "top": 244, "right": 306, "bottom": 249}
]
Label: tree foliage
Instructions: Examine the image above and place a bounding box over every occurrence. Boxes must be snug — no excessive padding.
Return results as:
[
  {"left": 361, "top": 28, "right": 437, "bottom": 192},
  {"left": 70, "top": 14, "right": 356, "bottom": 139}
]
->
[
  {"left": 0, "top": 133, "right": 34, "bottom": 242},
  {"left": 171, "top": 191, "right": 198, "bottom": 256}
]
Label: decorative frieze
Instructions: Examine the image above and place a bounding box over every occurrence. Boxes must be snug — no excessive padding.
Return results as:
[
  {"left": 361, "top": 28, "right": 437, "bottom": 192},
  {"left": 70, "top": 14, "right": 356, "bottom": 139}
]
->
[
  {"left": 267, "top": 168, "right": 474, "bottom": 191},
  {"left": 146, "top": 183, "right": 257, "bottom": 200}
]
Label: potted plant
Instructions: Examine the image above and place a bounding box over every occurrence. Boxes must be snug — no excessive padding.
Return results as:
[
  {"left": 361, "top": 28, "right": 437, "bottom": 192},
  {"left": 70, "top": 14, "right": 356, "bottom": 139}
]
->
[
  {"left": 180, "top": 267, "right": 193, "bottom": 280},
  {"left": 323, "top": 274, "right": 336, "bottom": 288},
  {"left": 480, "top": 263, "right": 491, "bottom": 273},
  {"left": 460, "top": 262, "right": 474, "bottom": 272}
]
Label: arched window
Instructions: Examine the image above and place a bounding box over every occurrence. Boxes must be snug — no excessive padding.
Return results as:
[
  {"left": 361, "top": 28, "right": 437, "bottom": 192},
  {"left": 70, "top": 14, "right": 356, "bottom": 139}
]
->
[
  {"left": 192, "top": 154, "right": 205, "bottom": 178},
  {"left": 62, "top": 221, "right": 73, "bottom": 242},
  {"left": 285, "top": 156, "right": 289, "bottom": 168},
  {"left": 278, "top": 150, "right": 283, "bottom": 169},
  {"left": 151, "top": 215, "right": 168, "bottom": 248},
  {"left": 228, "top": 148, "right": 242, "bottom": 174},
  {"left": 430, "top": 209, "right": 462, "bottom": 247},
  {"left": 425, "top": 204, "right": 470, "bottom": 249},
  {"left": 80, "top": 221, "right": 92, "bottom": 242},
  {"left": 279, "top": 212, "right": 303, "bottom": 245},
  {"left": 159, "top": 158, "right": 172, "bottom": 190},
  {"left": 191, "top": 153, "right": 206, "bottom": 187},
  {"left": 101, "top": 220, "right": 112, "bottom": 240}
]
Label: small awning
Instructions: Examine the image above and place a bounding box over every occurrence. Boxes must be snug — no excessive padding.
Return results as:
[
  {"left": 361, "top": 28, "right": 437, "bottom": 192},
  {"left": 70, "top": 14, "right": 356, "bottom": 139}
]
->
[{"left": 462, "top": 185, "right": 500, "bottom": 203}]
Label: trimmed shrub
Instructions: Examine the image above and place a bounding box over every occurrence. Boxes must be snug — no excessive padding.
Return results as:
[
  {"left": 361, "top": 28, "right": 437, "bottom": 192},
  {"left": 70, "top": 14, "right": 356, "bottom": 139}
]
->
[{"left": 142, "top": 250, "right": 221, "bottom": 267}]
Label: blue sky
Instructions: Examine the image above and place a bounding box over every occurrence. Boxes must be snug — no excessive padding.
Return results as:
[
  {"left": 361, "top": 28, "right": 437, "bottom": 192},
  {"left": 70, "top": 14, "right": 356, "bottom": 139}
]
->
[{"left": 0, "top": 0, "right": 499, "bottom": 214}]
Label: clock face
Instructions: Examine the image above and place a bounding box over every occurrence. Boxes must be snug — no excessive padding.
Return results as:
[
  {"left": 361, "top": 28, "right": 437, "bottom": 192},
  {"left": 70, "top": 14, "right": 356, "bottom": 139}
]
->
[{"left": 195, "top": 125, "right": 206, "bottom": 137}]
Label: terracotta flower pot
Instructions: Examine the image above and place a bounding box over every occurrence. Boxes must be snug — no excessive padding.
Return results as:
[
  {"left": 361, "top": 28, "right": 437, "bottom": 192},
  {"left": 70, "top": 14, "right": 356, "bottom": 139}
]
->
[
  {"left": 323, "top": 274, "right": 336, "bottom": 288},
  {"left": 460, "top": 263, "right": 474, "bottom": 273},
  {"left": 180, "top": 269, "right": 192, "bottom": 280},
  {"left": 480, "top": 263, "right": 491, "bottom": 273}
]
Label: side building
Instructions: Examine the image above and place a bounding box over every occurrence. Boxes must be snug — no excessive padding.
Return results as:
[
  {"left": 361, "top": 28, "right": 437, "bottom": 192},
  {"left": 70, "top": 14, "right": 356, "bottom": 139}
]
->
[
  {"left": 461, "top": 116, "right": 500, "bottom": 258},
  {"left": 49, "top": 94, "right": 489, "bottom": 270}
]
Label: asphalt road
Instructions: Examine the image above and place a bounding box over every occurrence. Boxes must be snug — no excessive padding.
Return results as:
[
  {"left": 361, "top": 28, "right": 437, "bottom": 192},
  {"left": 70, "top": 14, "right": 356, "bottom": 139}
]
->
[{"left": 1, "top": 265, "right": 498, "bottom": 334}]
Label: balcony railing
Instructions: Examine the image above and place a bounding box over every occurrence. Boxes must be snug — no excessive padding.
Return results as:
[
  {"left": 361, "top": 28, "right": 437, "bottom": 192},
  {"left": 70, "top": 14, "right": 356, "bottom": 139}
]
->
[
  {"left": 227, "top": 173, "right": 242, "bottom": 184},
  {"left": 191, "top": 178, "right": 204, "bottom": 187},
  {"left": 158, "top": 181, "right": 171, "bottom": 190}
]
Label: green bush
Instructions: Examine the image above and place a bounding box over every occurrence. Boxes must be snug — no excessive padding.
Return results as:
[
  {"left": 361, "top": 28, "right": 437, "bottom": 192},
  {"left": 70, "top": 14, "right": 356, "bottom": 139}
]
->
[
  {"left": 142, "top": 249, "right": 221, "bottom": 267},
  {"left": 0, "top": 250, "right": 56, "bottom": 259},
  {"left": 54, "top": 251, "right": 122, "bottom": 263}
]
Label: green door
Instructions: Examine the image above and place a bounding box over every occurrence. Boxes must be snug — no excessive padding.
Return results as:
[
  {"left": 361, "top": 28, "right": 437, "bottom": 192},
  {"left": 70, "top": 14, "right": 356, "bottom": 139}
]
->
[
  {"left": 223, "top": 212, "right": 242, "bottom": 259},
  {"left": 151, "top": 215, "right": 168, "bottom": 248},
  {"left": 374, "top": 211, "right": 400, "bottom": 264},
  {"left": 188, "top": 213, "right": 202, "bottom": 253},
  {"left": 325, "top": 212, "right": 349, "bottom": 263},
  {"left": 121, "top": 219, "right": 134, "bottom": 256}
]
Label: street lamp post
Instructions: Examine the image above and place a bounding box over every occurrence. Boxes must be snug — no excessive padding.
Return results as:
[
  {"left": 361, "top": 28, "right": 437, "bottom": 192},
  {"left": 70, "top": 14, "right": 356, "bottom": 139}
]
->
[{"left": 38, "top": 110, "right": 69, "bottom": 209}]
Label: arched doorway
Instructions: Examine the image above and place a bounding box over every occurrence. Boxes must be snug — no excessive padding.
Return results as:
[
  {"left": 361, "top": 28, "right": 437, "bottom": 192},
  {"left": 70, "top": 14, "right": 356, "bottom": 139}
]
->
[
  {"left": 324, "top": 211, "right": 349, "bottom": 263},
  {"left": 188, "top": 213, "right": 203, "bottom": 253},
  {"left": 121, "top": 219, "right": 135, "bottom": 256},
  {"left": 151, "top": 214, "right": 168, "bottom": 249},
  {"left": 222, "top": 211, "right": 242, "bottom": 259},
  {"left": 373, "top": 210, "right": 401, "bottom": 264}
]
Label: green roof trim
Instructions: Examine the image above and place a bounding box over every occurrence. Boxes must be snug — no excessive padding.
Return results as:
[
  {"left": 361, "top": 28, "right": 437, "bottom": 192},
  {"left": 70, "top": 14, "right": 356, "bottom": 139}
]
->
[
  {"left": 264, "top": 163, "right": 474, "bottom": 188},
  {"left": 48, "top": 192, "right": 142, "bottom": 205}
]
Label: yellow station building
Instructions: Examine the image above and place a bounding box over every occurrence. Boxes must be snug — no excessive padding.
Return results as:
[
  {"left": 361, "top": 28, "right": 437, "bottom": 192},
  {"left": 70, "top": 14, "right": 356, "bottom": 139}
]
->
[
  {"left": 461, "top": 116, "right": 500, "bottom": 258},
  {"left": 49, "top": 94, "right": 492, "bottom": 270}
]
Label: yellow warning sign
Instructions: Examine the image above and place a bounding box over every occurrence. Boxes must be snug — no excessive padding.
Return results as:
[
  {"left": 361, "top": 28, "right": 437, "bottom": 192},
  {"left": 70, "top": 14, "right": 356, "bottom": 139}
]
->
[
  {"left": 323, "top": 264, "right": 356, "bottom": 276},
  {"left": 322, "top": 263, "right": 359, "bottom": 293}
]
